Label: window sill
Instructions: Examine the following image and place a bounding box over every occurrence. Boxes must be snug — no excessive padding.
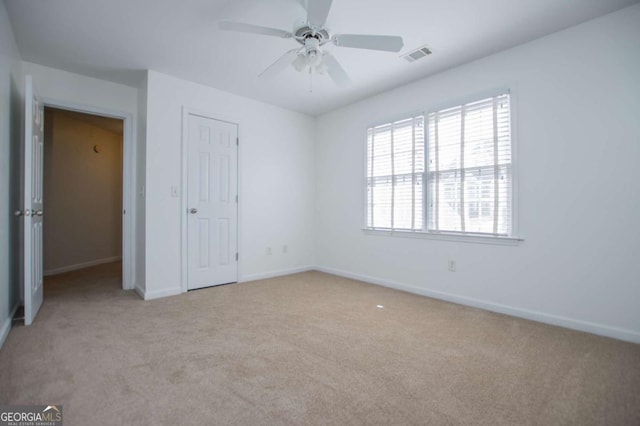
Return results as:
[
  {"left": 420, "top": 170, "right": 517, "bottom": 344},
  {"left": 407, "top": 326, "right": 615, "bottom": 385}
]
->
[{"left": 362, "top": 228, "right": 523, "bottom": 246}]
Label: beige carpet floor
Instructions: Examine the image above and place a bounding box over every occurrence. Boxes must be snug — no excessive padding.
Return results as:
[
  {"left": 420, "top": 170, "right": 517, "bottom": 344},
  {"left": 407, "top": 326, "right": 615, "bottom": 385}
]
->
[{"left": 1, "top": 262, "right": 639, "bottom": 425}]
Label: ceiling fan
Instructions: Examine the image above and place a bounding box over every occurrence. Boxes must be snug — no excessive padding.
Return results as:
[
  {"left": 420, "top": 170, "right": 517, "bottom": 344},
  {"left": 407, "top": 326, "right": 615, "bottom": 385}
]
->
[{"left": 219, "top": 0, "right": 404, "bottom": 87}]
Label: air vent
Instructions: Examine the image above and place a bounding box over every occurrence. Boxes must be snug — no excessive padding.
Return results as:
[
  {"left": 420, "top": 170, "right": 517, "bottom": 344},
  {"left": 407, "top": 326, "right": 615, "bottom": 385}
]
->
[{"left": 402, "top": 45, "right": 433, "bottom": 63}]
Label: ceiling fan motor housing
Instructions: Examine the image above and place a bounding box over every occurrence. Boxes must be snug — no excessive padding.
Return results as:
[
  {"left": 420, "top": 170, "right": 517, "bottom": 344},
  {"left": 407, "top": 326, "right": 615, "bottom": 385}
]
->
[{"left": 293, "top": 18, "right": 331, "bottom": 46}]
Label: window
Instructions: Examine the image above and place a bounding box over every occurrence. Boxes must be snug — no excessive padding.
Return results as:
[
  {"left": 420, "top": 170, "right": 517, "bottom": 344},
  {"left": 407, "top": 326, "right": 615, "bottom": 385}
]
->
[
  {"left": 366, "top": 91, "right": 514, "bottom": 239},
  {"left": 367, "top": 115, "right": 424, "bottom": 230}
]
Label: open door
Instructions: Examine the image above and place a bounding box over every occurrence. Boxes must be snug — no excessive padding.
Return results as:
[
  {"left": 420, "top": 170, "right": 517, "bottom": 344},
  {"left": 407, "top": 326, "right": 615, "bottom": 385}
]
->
[{"left": 19, "top": 75, "right": 44, "bottom": 325}]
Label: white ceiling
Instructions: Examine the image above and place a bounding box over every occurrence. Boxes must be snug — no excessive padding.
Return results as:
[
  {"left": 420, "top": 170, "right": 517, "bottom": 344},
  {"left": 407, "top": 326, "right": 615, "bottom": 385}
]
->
[{"left": 5, "top": 0, "right": 638, "bottom": 116}]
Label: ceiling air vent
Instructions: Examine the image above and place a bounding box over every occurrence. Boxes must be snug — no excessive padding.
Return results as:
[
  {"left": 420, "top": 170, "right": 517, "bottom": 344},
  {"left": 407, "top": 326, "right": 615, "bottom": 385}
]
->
[{"left": 402, "top": 45, "right": 433, "bottom": 63}]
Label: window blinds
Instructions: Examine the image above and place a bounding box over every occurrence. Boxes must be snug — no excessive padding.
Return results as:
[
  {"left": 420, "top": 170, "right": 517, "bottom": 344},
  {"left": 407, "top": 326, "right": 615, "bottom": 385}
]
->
[
  {"left": 365, "top": 92, "right": 512, "bottom": 237},
  {"left": 367, "top": 116, "right": 424, "bottom": 230},
  {"left": 427, "top": 93, "right": 512, "bottom": 236}
]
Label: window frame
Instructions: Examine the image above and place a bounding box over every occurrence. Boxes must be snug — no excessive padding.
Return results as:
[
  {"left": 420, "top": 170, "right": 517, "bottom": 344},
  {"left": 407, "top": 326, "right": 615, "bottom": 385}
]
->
[{"left": 363, "top": 87, "right": 522, "bottom": 245}]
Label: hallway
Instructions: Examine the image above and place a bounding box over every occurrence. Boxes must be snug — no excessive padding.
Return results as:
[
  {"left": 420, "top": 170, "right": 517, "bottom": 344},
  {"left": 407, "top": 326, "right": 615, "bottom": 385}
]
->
[{"left": 45, "top": 261, "right": 124, "bottom": 298}]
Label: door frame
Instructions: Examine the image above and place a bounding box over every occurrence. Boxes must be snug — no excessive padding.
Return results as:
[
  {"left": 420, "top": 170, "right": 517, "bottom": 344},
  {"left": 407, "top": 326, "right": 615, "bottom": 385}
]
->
[
  {"left": 180, "top": 107, "right": 240, "bottom": 293},
  {"left": 41, "top": 97, "right": 136, "bottom": 290}
]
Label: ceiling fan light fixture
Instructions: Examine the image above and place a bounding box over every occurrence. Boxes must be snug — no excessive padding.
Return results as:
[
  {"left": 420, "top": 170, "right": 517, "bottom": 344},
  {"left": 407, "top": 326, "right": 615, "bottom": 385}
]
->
[
  {"left": 307, "top": 50, "right": 322, "bottom": 67},
  {"left": 293, "top": 54, "right": 309, "bottom": 72},
  {"left": 315, "top": 60, "right": 328, "bottom": 75}
]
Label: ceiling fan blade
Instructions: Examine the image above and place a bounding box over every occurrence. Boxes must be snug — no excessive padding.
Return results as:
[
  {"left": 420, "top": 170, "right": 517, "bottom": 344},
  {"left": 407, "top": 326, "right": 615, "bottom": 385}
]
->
[
  {"left": 306, "top": 0, "right": 333, "bottom": 27},
  {"left": 219, "top": 21, "right": 292, "bottom": 38},
  {"left": 259, "top": 49, "right": 300, "bottom": 79},
  {"left": 333, "top": 34, "right": 404, "bottom": 52},
  {"left": 323, "top": 52, "right": 351, "bottom": 87}
]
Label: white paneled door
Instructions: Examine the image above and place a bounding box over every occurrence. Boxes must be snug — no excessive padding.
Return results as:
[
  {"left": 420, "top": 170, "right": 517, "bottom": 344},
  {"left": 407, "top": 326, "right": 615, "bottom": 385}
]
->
[
  {"left": 187, "top": 114, "right": 238, "bottom": 290},
  {"left": 21, "top": 76, "right": 44, "bottom": 325}
]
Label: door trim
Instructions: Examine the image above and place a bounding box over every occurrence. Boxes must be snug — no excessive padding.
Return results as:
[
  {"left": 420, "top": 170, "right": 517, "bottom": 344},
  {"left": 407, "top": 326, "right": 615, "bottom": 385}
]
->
[
  {"left": 180, "top": 107, "right": 240, "bottom": 293},
  {"left": 41, "top": 97, "right": 136, "bottom": 290}
]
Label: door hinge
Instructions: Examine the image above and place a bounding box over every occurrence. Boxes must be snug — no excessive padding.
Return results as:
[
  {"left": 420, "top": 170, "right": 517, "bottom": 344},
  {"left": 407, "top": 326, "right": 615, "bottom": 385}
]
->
[
  {"left": 236, "top": 137, "right": 239, "bottom": 146},
  {"left": 235, "top": 253, "right": 238, "bottom": 261},
  {"left": 235, "top": 195, "right": 238, "bottom": 203}
]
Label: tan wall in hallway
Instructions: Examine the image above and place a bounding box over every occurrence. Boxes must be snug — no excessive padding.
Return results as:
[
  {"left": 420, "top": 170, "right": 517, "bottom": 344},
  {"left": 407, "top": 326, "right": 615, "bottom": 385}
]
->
[{"left": 43, "top": 109, "right": 123, "bottom": 274}]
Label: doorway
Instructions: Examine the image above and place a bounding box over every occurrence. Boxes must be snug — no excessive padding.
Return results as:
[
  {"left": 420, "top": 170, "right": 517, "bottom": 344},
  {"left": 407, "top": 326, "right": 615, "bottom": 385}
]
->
[
  {"left": 42, "top": 107, "right": 124, "bottom": 284},
  {"left": 16, "top": 76, "right": 135, "bottom": 325}
]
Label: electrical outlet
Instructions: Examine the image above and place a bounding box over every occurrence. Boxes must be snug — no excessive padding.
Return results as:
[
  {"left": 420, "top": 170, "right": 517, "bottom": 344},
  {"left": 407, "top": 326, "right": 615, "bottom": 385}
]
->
[
  {"left": 266, "top": 247, "right": 272, "bottom": 256},
  {"left": 448, "top": 259, "right": 457, "bottom": 272},
  {"left": 282, "top": 244, "right": 288, "bottom": 254}
]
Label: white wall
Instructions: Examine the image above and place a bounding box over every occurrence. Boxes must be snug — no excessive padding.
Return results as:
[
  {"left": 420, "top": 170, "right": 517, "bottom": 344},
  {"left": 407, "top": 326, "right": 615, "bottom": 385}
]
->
[
  {"left": 43, "top": 110, "right": 123, "bottom": 274},
  {"left": 143, "top": 70, "right": 315, "bottom": 299},
  {"left": 315, "top": 5, "right": 640, "bottom": 342},
  {"left": 0, "top": 0, "right": 23, "bottom": 347},
  {"left": 22, "top": 62, "right": 138, "bottom": 116},
  {"left": 135, "top": 72, "right": 148, "bottom": 296}
]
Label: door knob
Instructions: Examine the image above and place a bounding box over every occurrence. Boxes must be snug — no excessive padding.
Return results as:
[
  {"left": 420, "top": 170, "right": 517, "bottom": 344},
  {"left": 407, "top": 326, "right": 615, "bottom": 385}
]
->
[
  {"left": 189, "top": 208, "right": 198, "bottom": 214},
  {"left": 35, "top": 210, "right": 43, "bottom": 216},
  {"left": 14, "top": 210, "right": 23, "bottom": 216}
]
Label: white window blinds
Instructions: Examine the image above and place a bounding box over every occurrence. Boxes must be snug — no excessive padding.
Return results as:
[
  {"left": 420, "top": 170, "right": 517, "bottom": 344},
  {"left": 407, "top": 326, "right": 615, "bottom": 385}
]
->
[
  {"left": 367, "top": 116, "right": 424, "bottom": 230},
  {"left": 427, "top": 93, "right": 512, "bottom": 236},
  {"left": 365, "top": 91, "right": 513, "bottom": 238}
]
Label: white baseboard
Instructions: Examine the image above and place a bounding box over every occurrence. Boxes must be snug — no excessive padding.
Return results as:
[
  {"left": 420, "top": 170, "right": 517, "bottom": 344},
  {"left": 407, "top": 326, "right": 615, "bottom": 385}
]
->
[
  {"left": 0, "top": 304, "right": 19, "bottom": 350},
  {"left": 239, "top": 265, "right": 314, "bottom": 283},
  {"left": 136, "top": 266, "right": 314, "bottom": 300},
  {"left": 141, "top": 286, "right": 182, "bottom": 301},
  {"left": 315, "top": 265, "right": 640, "bottom": 344},
  {"left": 134, "top": 283, "right": 145, "bottom": 300},
  {"left": 44, "top": 256, "right": 122, "bottom": 276}
]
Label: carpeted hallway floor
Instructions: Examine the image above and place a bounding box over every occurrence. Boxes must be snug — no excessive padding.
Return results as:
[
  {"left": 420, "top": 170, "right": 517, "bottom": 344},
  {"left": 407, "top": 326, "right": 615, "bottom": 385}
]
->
[{"left": 1, "top": 262, "right": 639, "bottom": 425}]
